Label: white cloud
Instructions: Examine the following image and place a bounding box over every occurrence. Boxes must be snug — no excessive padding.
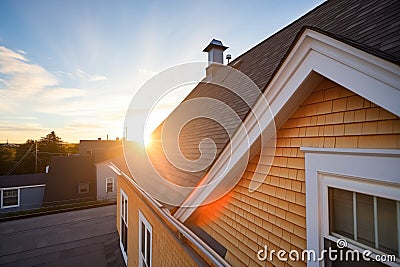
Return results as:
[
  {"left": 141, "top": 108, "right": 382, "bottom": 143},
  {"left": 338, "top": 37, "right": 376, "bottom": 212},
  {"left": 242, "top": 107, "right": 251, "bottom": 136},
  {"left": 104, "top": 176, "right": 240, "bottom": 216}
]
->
[
  {"left": 89, "top": 75, "right": 107, "bottom": 82},
  {"left": 41, "top": 87, "right": 87, "bottom": 100},
  {"left": 17, "top": 49, "right": 27, "bottom": 55},
  {"left": 0, "top": 46, "right": 58, "bottom": 97},
  {"left": 66, "top": 68, "right": 108, "bottom": 82},
  {"left": 4, "top": 116, "right": 38, "bottom": 120}
]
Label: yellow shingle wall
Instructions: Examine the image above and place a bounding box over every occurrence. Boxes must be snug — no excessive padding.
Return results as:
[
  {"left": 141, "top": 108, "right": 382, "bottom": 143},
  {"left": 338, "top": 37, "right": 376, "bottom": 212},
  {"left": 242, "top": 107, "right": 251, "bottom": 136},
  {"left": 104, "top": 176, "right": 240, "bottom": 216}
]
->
[
  {"left": 193, "top": 78, "right": 400, "bottom": 267},
  {"left": 117, "top": 176, "right": 199, "bottom": 267}
]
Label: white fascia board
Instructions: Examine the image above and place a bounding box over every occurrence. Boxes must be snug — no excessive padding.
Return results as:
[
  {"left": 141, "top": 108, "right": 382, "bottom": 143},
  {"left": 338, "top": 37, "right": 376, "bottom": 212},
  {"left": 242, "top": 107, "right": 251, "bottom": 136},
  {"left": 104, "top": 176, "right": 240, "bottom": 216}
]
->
[{"left": 174, "top": 28, "right": 400, "bottom": 222}]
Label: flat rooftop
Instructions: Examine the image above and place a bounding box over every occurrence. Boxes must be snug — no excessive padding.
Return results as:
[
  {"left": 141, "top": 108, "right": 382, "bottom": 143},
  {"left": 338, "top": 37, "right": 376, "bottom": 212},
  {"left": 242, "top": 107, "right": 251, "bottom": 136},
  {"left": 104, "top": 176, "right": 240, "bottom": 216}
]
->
[{"left": 0, "top": 205, "right": 124, "bottom": 266}]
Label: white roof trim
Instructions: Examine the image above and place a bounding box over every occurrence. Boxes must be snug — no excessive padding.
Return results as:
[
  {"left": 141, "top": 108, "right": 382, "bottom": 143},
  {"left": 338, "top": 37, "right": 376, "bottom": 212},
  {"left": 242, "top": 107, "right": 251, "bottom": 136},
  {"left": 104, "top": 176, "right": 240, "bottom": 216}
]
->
[
  {"left": 300, "top": 147, "right": 400, "bottom": 157},
  {"left": 174, "top": 28, "right": 400, "bottom": 222}
]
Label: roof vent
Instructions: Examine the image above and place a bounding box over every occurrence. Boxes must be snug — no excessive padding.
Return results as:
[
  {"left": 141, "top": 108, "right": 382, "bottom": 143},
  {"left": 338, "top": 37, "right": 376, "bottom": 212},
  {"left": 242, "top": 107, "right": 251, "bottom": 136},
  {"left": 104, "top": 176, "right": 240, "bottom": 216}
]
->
[
  {"left": 203, "top": 39, "right": 228, "bottom": 78},
  {"left": 203, "top": 39, "right": 228, "bottom": 65},
  {"left": 226, "top": 54, "right": 232, "bottom": 64}
]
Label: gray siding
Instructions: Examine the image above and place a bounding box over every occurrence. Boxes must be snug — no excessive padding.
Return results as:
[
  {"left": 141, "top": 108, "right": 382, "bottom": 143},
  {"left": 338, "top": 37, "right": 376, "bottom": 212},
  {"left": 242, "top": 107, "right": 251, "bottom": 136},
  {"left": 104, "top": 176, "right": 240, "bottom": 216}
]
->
[
  {"left": 1, "top": 186, "right": 45, "bottom": 212},
  {"left": 96, "top": 163, "right": 117, "bottom": 201}
]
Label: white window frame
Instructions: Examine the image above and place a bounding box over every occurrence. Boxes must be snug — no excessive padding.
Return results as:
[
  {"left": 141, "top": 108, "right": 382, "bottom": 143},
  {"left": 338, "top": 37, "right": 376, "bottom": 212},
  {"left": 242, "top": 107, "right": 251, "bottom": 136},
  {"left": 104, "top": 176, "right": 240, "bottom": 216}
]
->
[
  {"left": 106, "top": 177, "right": 114, "bottom": 193},
  {"left": 302, "top": 147, "right": 400, "bottom": 267},
  {"left": 139, "top": 210, "right": 152, "bottom": 267},
  {"left": 78, "top": 183, "right": 89, "bottom": 194},
  {"left": 120, "top": 189, "right": 128, "bottom": 265},
  {"left": 0, "top": 188, "right": 20, "bottom": 209}
]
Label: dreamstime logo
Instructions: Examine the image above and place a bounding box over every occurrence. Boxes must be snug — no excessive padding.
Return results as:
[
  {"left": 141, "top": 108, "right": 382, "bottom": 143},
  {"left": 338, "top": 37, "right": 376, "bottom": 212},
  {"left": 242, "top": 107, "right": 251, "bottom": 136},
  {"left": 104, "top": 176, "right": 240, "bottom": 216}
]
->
[
  {"left": 123, "top": 62, "right": 277, "bottom": 207},
  {"left": 257, "top": 239, "right": 397, "bottom": 263}
]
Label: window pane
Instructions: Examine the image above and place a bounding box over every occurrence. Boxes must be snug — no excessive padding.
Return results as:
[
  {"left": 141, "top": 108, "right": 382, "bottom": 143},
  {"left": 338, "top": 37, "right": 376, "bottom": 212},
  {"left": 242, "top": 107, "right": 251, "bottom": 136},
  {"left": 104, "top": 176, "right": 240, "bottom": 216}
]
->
[
  {"left": 107, "top": 183, "right": 113, "bottom": 192},
  {"left": 356, "top": 193, "right": 375, "bottom": 247},
  {"left": 141, "top": 222, "right": 145, "bottom": 256},
  {"left": 146, "top": 229, "right": 151, "bottom": 266},
  {"left": 329, "top": 188, "right": 354, "bottom": 239},
  {"left": 3, "top": 189, "right": 18, "bottom": 206},
  {"left": 377, "top": 197, "right": 398, "bottom": 255},
  {"left": 124, "top": 199, "right": 128, "bottom": 221},
  {"left": 122, "top": 222, "right": 128, "bottom": 253}
]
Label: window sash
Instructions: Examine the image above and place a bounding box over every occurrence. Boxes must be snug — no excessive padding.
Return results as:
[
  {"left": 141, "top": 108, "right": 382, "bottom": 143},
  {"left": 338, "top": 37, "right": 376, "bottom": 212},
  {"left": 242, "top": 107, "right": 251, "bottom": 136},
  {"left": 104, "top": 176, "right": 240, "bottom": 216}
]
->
[
  {"left": 329, "top": 187, "right": 399, "bottom": 257},
  {"left": 120, "top": 189, "right": 128, "bottom": 265},
  {"left": 139, "top": 211, "right": 152, "bottom": 267},
  {"left": 1, "top": 189, "right": 19, "bottom": 208},
  {"left": 78, "top": 183, "right": 89, "bottom": 194},
  {"left": 323, "top": 175, "right": 400, "bottom": 264},
  {"left": 106, "top": 178, "right": 114, "bottom": 193}
]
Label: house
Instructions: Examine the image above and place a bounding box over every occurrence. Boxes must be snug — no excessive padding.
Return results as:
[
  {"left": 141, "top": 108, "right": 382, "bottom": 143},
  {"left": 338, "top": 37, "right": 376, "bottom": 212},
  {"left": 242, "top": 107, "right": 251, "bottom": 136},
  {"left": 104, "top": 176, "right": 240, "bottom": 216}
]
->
[
  {"left": 79, "top": 139, "right": 122, "bottom": 163},
  {"left": 96, "top": 157, "right": 126, "bottom": 201},
  {"left": 42, "top": 140, "right": 123, "bottom": 205},
  {"left": 43, "top": 155, "right": 96, "bottom": 206},
  {"left": 0, "top": 173, "right": 46, "bottom": 212},
  {"left": 114, "top": 0, "right": 400, "bottom": 266},
  {"left": 79, "top": 139, "right": 123, "bottom": 201}
]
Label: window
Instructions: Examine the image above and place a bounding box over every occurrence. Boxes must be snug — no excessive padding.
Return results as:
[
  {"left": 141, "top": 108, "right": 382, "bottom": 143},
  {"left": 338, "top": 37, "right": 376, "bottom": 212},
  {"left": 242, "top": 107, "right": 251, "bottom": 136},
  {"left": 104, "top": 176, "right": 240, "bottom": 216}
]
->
[
  {"left": 120, "top": 189, "right": 128, "bottom": 264},
  {"left": 329, "top": 188, "right": 400, "bottom": 257},
  {"left": 1, "top": 189, "right": 19, "bottom": 208},
  {"left": 303, "top": 147, "right": 400, "bottom": 267},
  {"left": 106, "top": 177, "right": 114, "bottom": 193},
  {"left": 78, "top": 183, "right": 89, "bottom": 194},
  {"left": 139, "top": 211, "right": 152, "bottom": 267}
]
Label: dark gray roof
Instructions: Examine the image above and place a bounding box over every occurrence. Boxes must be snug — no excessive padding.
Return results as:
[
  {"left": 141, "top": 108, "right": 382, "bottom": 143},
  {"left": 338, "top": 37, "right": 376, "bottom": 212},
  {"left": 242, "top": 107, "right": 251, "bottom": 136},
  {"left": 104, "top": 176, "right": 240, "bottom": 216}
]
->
[
  {"left": 203, "top": 39, "right": 228, "bottom": 52},
  {"left": 145, "top": 0, "right": 400, "bottom": 206},
  {"left": 43, "top": 156, "right": 95, "bottom": 205},
  {"left": 0, "top": 173, "right": 46, "bottom": 188},
  {"left": 232, "top": 0, "right": 400, "bottom": 90}
]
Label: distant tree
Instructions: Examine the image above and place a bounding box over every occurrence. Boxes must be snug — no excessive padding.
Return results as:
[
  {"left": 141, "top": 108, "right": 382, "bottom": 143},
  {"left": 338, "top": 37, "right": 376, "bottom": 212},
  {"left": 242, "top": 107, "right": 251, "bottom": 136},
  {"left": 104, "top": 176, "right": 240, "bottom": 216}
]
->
[
  {"left": 65, "top": 143, "right": 79, "bottom": 155},
  {"left": 1, "top": 132, "right": 78, "bottom": 175},
  {"left": 0, "top": 146, "right": 16, "bottom": 174},
  {"left": 38, "top": 131, "right": 66, "bottom": 153},
  {"left": 13, "top": 140, "right": 36, "bottom": 174}
]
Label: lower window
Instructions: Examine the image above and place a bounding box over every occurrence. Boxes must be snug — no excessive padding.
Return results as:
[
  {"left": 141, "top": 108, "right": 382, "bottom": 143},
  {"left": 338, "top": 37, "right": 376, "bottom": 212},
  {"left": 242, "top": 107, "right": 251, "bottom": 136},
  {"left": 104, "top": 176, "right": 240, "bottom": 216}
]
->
[
  {"left": 78, "top": 183, "right": 89, "bottom": 194},
  {"left": 120, "top": 189, "right": 128, "bottom": 264},
  {"left": 1, "top": 189, "right": 19, "bottom": 208},
  {"left": 139, "top": 211, "right": 152, "bottom": 267}
]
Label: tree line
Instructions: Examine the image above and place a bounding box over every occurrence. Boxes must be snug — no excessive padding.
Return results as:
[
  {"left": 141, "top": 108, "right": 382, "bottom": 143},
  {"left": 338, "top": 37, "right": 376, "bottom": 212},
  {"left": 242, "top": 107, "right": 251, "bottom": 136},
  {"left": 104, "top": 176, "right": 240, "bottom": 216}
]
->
[{"left": 0, "top": 131, "right": 78, "bottom": 175}]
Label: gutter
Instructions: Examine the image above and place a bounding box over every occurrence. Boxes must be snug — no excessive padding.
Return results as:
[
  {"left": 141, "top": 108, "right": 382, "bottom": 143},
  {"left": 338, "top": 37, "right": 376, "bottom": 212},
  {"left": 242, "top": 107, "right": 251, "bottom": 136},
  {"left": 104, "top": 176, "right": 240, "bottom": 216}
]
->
[{"left": 109, "top": 162, "right": 230, "bottom": 267}]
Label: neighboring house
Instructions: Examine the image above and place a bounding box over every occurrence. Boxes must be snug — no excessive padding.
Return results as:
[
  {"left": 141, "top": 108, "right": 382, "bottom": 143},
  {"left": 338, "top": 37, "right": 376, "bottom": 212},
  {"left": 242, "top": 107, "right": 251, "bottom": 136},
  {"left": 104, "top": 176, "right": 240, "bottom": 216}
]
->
[
  {"left": 96, "top": 157, "right": 129, "bottom": 201},
  {"left": 43, "top": 156, "right": 96, "bottom": 206},
  {"left": 43, "top": 140, "right": 123, "bottom": 205},
  {"left": 79, "top": 139, "right": 122, "bottom": 163},
  {"left": 96, "top": 159, "right": 119, "bottom": 201},
  {"left": 113, "top": 1, "right": 400, "bottom": 267},
  {"left": 0, "top": 173, "right": 46, "bottom": 212},
  {"left": 80, "top": 140, "right": 124, "bottom": 201}
]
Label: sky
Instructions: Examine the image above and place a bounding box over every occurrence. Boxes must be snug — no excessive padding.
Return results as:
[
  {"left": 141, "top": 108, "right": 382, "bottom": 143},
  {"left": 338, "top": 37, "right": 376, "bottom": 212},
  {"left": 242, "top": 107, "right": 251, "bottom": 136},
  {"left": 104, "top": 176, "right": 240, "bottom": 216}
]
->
[{"left": 0, "top": 0, "right": 325, "bottom": 143}]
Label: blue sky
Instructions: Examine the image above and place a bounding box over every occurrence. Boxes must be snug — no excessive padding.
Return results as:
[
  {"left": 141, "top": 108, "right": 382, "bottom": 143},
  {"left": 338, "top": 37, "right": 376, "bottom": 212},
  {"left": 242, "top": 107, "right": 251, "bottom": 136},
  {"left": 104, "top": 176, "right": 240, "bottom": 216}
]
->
[{"left": 0, "top": 0, "right": 324, "bottom": 143}]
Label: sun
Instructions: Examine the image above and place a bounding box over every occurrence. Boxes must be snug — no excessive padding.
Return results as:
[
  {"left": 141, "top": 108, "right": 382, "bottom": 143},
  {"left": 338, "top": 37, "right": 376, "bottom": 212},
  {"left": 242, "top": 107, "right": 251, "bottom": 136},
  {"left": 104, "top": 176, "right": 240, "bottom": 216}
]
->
[{"left": 144, "top": 133, "right": 152, "bottom": 147}]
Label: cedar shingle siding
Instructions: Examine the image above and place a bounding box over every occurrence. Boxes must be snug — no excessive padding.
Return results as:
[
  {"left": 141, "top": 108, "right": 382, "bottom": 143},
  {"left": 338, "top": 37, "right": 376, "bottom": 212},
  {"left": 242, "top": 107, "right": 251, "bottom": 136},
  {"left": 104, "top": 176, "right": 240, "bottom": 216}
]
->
[{"left": 189, "top": 78, "right": 400, "bottom": 267}]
